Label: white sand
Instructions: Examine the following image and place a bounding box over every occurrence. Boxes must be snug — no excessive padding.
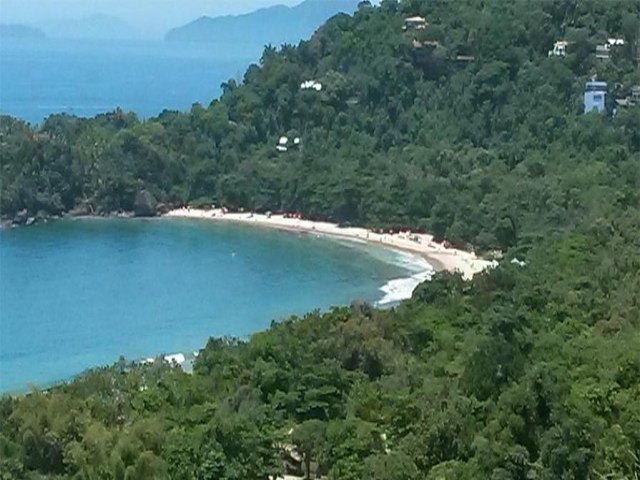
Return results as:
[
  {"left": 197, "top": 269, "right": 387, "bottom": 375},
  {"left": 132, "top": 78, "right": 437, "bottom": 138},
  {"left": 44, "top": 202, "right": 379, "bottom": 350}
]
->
[{"left": 164, "top": 207, "right": 497, "bottom": 281}]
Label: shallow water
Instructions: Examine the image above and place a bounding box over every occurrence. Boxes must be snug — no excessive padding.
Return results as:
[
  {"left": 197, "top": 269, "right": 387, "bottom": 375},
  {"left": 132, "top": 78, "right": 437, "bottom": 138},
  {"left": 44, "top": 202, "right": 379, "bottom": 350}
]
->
[{"left": 0, "top": 218, "right": 419, "bottom": 392}]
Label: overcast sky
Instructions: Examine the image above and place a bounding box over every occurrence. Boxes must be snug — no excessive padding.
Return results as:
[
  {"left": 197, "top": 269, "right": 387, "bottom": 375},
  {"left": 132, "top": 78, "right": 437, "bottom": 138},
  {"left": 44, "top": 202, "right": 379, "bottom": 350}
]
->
[{"left": 0, "top": 0, "right": 304, "bottom": 37}]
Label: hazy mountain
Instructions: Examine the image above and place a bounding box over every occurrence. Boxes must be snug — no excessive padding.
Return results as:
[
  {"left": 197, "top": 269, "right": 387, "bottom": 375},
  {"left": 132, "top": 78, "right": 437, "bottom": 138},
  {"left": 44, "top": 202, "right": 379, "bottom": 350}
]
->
[
  {"left": 43, "top": 14, "right": 135, "bottom": 40},
  {"left": 0, "top": 24, "right": 46, "bottom": 40},
  {"left": 165, "top": 0, "right": 359, "bottom": 54}
]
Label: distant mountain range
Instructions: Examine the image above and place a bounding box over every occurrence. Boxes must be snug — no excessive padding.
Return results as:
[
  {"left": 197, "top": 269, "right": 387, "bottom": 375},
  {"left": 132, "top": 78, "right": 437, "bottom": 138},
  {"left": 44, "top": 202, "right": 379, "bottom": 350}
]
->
[
  {"left": 166, "top": 0, "right": 359, "bottom": 53},
  {"left": 43, "top": 14, "right": 135, "bottom": 40},
  {"left": 0, "top": 24, "right": 46, "bottom": 40}
]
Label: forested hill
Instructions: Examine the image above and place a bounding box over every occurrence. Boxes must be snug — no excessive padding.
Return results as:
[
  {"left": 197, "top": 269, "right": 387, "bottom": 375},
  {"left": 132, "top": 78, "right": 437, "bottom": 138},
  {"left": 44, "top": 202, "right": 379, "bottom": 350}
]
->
[
  {"left": 1, "top": 1, "right": 640, "bottom": 479},
  {"left": 165, "top": 0, "right": 360, "bottom": 57},
  {"left": 1, "top": 0, "right": 639, "bottom": 251}
]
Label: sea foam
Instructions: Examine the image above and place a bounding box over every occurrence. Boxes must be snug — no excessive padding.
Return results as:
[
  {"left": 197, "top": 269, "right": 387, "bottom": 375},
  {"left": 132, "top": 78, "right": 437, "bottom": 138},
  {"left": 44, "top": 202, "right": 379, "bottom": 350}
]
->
[{"left": 376, "top": 251, "right": 434, "bottom": 306}]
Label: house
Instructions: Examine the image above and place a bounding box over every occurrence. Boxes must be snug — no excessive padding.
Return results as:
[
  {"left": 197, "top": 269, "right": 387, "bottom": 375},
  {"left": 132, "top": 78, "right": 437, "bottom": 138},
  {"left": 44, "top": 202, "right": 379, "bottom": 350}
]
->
[
  {"left": 456, "top": 54, "right": 475, "bottom": 62},
  {"left": 300, "top": 80, "right": 322, "bottom": 91},
  {"left": 607, "top": 37, "right": 625, "bottom": 47},
  {"left": 596, "top": 38, "right": 625, "bottom": 61},
  {"left": 276, "top": 136, "right": 288, "bottom": 152},
  {"left": 596, "top": 45, "right": 610, "bottom": 60},
  {"left": 584, "top": 81, "right": 607, "bottom": 113},
  {"left": 615, "top": 85, "right": 640, "bottom": 108},
  {"left": 413, "top": 39, "right": 439, "bottom": 49},
  {"left": 403, "top": 16, "right": 427, "bottom": 31},
  {"left": 548, "top": 40, "right": 568, "bottom": 57}
]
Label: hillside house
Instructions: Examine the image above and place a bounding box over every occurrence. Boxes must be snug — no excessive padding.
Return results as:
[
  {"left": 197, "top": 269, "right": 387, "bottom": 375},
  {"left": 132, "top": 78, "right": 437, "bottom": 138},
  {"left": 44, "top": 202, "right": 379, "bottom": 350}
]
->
[
  {"left": 548, "top": 40, "right": 568, "bottom": 57},
  {"left": 300, "top": 80, "right": 322, "bottom": 91},
  {"left": 276, "top": 136, "right": 288, "bottom": 152},
  {"left": 596, "top": 38, "right": 626, "bottom": 61},
  {"left": 616, "top": 85, "right": 640, "bottom": 108},
  {"left": 456, "top": 54, "right": 475, "bottom": 62},
  {"left": 403, "top": 16, "right": 427, "bottom": 31},
  {"left": 584, "top": 81, "right": 607, "bottom": 113}
]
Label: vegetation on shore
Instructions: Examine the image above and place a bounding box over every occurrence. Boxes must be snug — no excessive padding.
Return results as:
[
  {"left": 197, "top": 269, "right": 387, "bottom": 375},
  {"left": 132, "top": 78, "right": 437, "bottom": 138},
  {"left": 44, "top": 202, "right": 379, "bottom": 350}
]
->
[{"left": 1, "top": 0, "right": 639, "bottom": 478}]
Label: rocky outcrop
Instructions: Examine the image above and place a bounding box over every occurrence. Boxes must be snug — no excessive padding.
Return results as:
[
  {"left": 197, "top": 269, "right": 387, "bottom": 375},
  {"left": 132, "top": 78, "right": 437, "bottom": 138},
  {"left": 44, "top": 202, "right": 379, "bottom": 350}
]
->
[
  {"left": 133, "top": 190, "right": 158, "bottom": 217},
  {"left": 155, "top": 202, "right": 170, "bottom": 215},
  {"left": 13, "top": 209, "right": 28, "bottom": 225}
]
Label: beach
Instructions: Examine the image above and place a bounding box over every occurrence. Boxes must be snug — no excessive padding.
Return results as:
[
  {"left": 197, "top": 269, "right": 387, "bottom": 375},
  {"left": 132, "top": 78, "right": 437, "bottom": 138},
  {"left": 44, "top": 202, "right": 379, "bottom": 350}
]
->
[{"left": 164, "top": 207, "right": 497, "bottom": 282}]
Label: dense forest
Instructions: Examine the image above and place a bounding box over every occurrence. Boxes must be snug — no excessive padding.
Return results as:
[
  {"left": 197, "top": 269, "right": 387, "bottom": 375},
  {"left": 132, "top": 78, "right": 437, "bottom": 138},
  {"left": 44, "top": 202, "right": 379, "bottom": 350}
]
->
[{"left": 1, "top": 0, "right": 640, "bottom": 478}]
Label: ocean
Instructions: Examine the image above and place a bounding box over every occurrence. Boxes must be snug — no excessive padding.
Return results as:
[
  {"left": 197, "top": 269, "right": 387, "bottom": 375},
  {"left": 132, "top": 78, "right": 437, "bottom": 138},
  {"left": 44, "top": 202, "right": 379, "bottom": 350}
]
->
[
  {"left": 0, "top": 218, "right": 424, "bottom": 392},
  {"left": 0, "top": 38, "right": 254, "bottom": 124}
]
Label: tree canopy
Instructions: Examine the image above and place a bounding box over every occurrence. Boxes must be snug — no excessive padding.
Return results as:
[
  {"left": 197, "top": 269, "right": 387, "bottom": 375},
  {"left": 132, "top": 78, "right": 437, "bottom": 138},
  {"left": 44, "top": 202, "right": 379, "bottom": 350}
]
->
[{"left": 1, "top": 0, "right": 640, "bottom": 478}]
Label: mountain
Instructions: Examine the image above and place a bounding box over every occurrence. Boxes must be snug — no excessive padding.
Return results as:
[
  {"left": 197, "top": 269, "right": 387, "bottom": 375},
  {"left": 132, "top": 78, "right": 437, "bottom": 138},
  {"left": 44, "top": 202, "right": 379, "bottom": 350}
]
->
[
  {"left": 43, "top": 14, "right": 135, "bottom": 40},
  {"left": 165, "top": 0, "right": 359, "bottom": 54},
  {"left": 0, "top": 24, "right": 46, "bottom": 40}
]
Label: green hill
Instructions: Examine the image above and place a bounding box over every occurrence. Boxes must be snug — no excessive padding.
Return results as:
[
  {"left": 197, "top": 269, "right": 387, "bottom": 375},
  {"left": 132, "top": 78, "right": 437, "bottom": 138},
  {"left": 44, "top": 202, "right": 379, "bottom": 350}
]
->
[{"left": 1, "top": 1, "right": 640, "bottom": 478}]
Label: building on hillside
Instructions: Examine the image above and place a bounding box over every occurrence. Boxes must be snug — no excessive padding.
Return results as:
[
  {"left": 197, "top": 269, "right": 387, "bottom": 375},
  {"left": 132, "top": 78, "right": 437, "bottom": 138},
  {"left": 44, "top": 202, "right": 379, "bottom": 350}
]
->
[
  {"left": 403, "top": 16, "right": 427, "bottom": 31},
  {"left": 548, "top": 40, "right": 568, "bottom": 57},
  {"left": 607, "top": 37, "right": 625, "bottom": 47},
  {"left": 300, "top": 80, "right": 322, "bottom": 91},
  {"left": 596, "top": 38, "right": 626, "bottom": 61},
  {"left": 584, "top": 81, "right": 607, "bottom": 113},
  {"left": 455, "top": 54, "right": 475, "bottom": 62},
  {"left": 615, "top": 85, "right": 640, "bottom": 108},
  {"left": 596, "top": 45, "right": 610, "bottom": 60},
  {"left": 276, "top": 136, "right": 288, "bottom": 152}
]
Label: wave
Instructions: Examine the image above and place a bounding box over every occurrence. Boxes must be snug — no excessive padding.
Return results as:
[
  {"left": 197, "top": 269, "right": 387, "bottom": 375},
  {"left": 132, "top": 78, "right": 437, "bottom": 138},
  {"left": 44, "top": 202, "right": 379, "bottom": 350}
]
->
[{"left": 376, "top": 250, "right": 434, "bottom": 306}]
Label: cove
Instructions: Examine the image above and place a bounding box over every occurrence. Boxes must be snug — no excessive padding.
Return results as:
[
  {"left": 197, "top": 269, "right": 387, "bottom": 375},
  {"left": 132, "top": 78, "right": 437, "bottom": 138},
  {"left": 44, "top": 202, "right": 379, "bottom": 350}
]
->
[{"left": 0, "top": 218, "right": 417, "bottom": 392}]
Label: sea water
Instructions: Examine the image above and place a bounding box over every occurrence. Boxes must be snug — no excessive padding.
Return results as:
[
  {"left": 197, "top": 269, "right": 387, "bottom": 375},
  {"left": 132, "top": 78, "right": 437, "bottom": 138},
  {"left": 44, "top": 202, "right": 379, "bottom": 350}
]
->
[
  {"left": 0, "top": 38, "right": 254, "bottom": 124},
  {"left": 0, "top": 218, "right": 427, "bottom": 392}
]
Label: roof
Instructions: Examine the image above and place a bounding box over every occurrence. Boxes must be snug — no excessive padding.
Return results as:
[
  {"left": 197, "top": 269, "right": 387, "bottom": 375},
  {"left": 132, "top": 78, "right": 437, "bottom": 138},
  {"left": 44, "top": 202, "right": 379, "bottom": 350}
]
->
[
  {"left": 405, "top": 16, "right": 427, "bottom": 22},
  {"left": 586, "top": 81, "right": 607, "bottom": 87}
]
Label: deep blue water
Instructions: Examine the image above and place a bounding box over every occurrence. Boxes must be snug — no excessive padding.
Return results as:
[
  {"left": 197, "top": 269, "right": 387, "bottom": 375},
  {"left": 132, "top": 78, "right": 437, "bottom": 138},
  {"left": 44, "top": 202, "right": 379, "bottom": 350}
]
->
[
  {"left": 0, "top": 219, "right": 411, "bottom": 392},
  {"left": 0, "top": 38, "right": 253, "bottom": 124}
]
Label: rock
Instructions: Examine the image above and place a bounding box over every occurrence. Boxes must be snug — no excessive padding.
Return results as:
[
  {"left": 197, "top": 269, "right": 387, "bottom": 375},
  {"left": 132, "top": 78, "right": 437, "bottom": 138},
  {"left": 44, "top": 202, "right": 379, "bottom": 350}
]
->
[
  {"left": 36, "top": 210, "right": 49, "bottom": 222},
  {"left": 155, "top": 202, "right": 170, "bottom": 215},
  {"left": 25, "top": 217, "right": 36, "bottom": 226},
  {"left": 69, "top": 204, "right": 91, "bottom": 216},
  {"left": 13, "top": 209, "right": 28, "bottom": 225},
  {"left": 133, "top": 190, "right": 157, "bottom": 217}
]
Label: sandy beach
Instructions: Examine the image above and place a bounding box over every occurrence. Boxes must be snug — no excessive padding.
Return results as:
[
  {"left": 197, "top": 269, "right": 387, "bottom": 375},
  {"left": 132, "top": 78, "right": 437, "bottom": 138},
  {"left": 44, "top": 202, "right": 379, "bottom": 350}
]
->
[{"left": 164, "top": 207, "right": 497, "bottom": 282}]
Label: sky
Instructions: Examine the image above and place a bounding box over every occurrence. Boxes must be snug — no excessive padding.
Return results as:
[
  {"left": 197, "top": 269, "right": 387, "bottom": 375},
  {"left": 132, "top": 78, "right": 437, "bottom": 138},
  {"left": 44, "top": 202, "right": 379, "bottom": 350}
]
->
[{"left": 0, "top": 0, "right": 304, "bottom": 37}]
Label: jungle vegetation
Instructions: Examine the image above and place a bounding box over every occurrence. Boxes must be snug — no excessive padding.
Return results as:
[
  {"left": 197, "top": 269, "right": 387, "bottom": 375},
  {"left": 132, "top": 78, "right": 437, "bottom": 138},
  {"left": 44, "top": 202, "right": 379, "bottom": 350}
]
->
[{"left": 1, "top": 0, "right": 639, "bottom": 478}]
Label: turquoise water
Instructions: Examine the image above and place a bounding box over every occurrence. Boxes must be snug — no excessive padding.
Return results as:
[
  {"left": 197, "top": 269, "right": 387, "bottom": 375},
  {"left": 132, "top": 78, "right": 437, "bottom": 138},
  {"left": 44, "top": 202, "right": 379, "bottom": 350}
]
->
[{"left": 0, "top": 218, "right": 411, "bottom": 392}]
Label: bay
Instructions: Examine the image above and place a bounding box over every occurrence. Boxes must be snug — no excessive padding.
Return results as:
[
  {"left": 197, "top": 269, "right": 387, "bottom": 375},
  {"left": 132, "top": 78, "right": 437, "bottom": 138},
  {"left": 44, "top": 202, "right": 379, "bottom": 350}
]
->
[{"left": 0, "top": 218, "right": 413, "bottom": 392}]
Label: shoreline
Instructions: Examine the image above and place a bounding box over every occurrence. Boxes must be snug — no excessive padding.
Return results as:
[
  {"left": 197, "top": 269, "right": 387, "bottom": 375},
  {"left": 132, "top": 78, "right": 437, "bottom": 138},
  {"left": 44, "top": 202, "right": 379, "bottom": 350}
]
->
[
  {"left": 1, "top": 211, "right": 495, "bottom": 395},
  {"left": 163, "top": 207, "right": 497, "bottom": 281}
]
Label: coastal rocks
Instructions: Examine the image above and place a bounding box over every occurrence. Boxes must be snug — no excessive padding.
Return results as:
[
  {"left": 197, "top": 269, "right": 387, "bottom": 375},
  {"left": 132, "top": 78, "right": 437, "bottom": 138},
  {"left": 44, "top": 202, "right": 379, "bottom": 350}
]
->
[
  {"left": 6, "top": 209, "right": 54, "bottom": 228},
  {"left": 155, "top": 202, "right": 170, "bottom": 215},
  {"left": 68, "top": 204, "right": 93, "bottom": 217},
  {"left": 133, "top": 190, "right": 158, "bottom": 217},
  {"left": 13, "top": 209, "right": 28, "bottom": 225},
  {"left": 36, "top": 210, "right": 50, "bottom": 222}
]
